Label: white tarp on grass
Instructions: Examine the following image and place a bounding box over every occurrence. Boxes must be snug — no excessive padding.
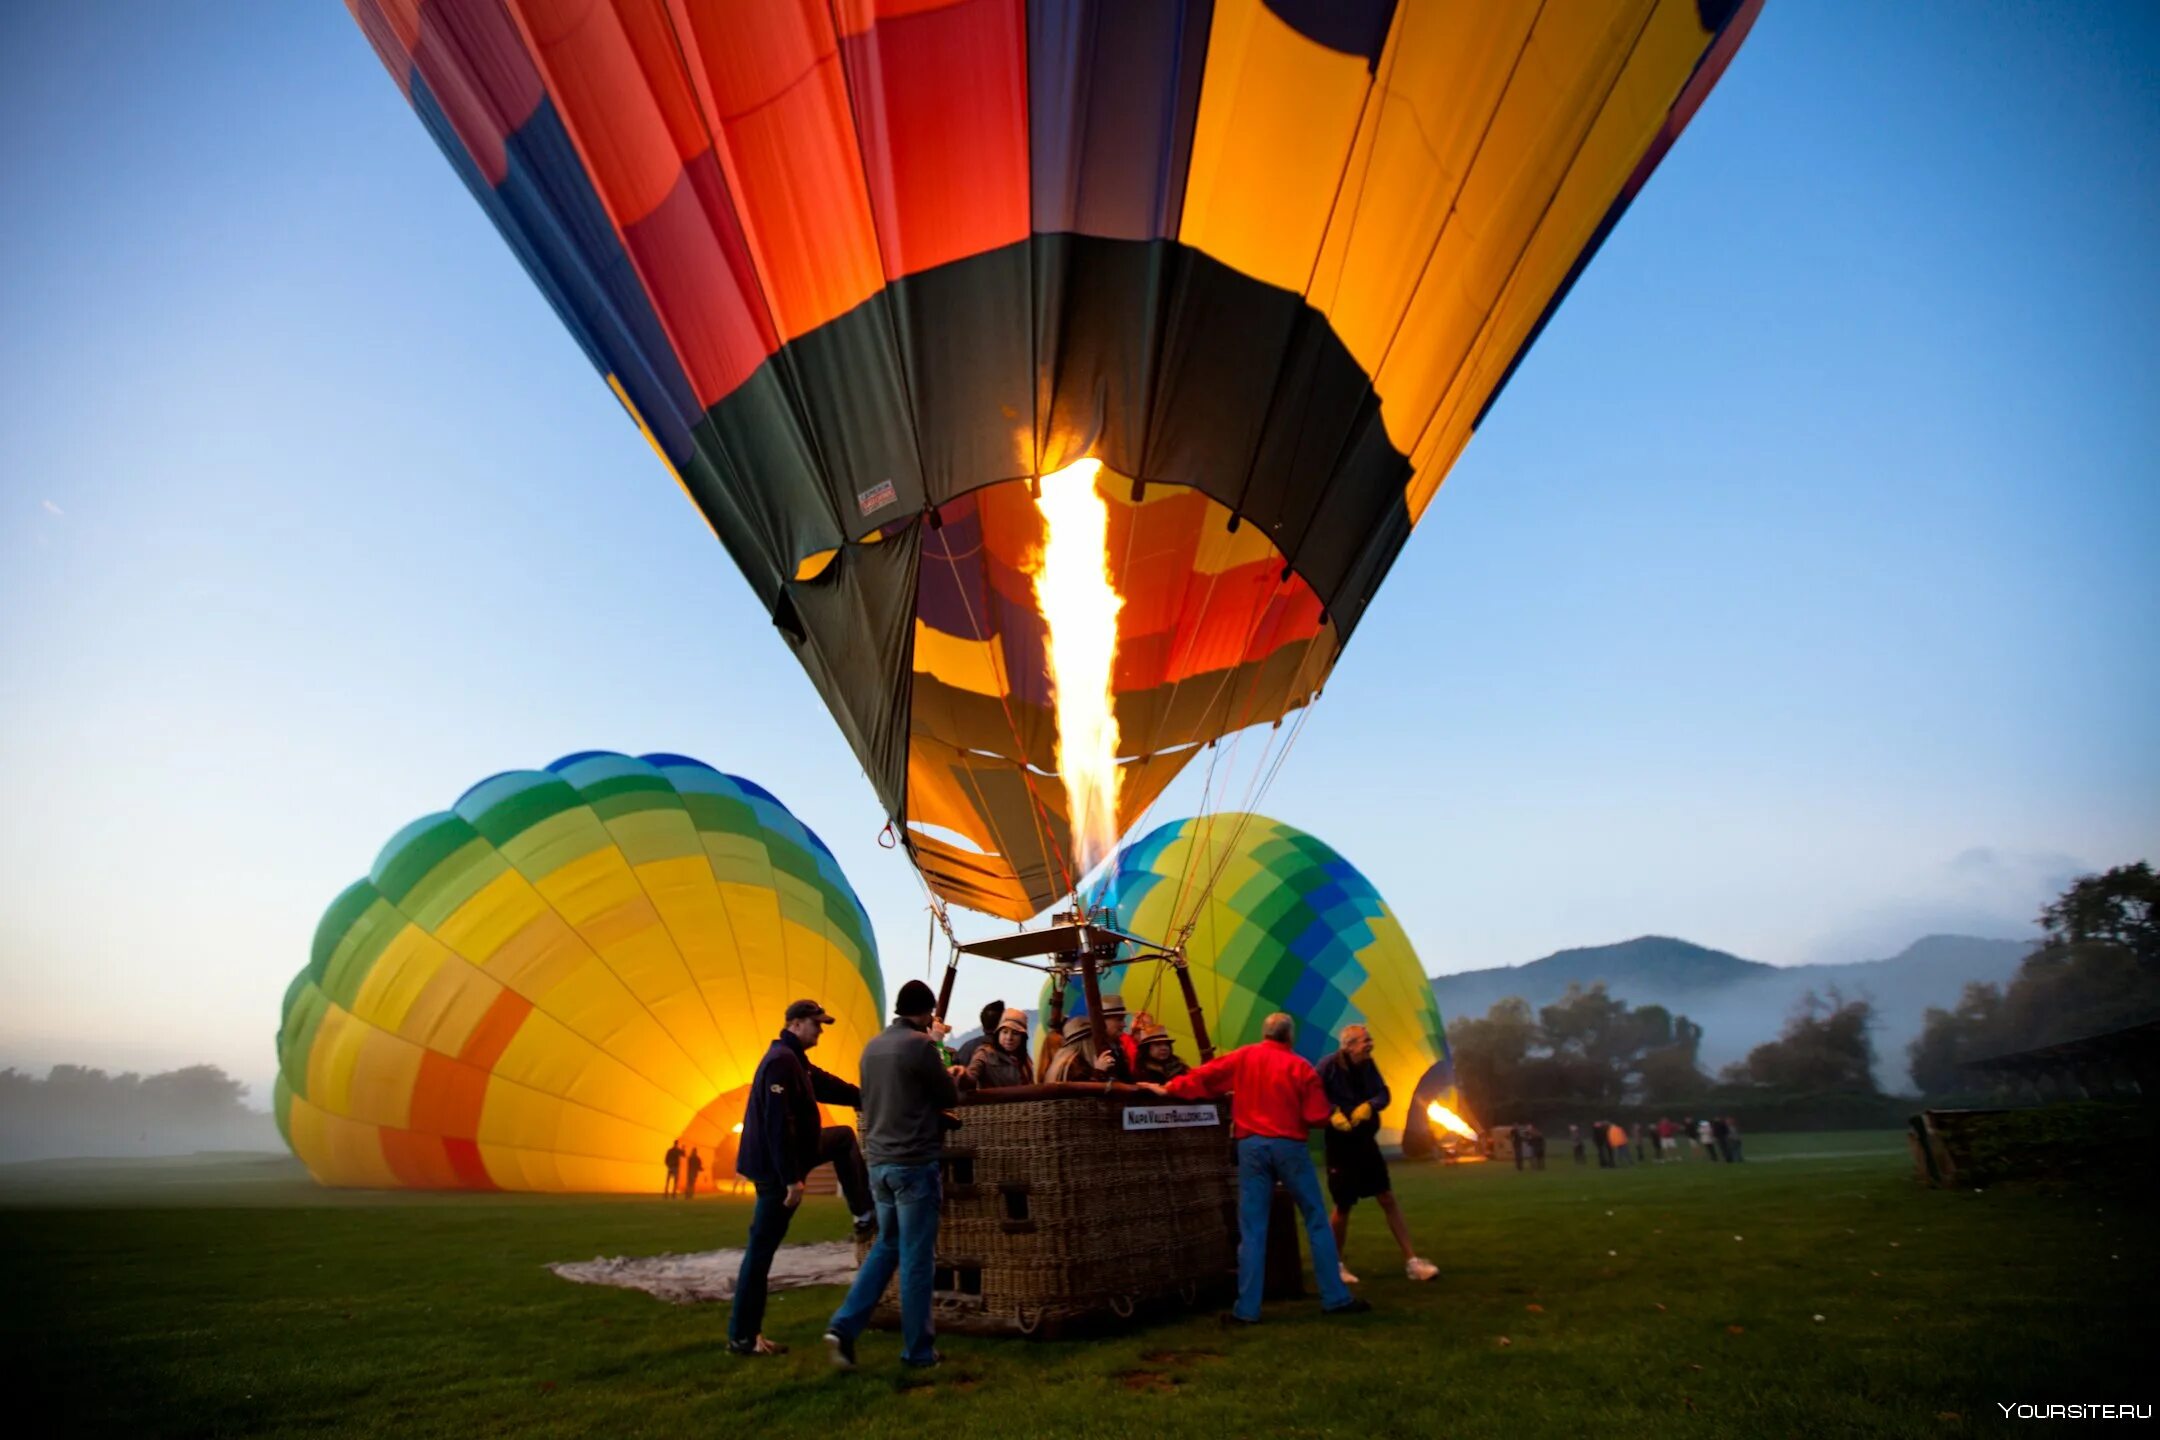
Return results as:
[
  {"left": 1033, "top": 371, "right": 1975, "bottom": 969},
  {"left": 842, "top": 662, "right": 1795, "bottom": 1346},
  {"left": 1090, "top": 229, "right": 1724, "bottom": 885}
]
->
[{"left": 549, "top": 1240, "right": 860, "bottom": 1305}]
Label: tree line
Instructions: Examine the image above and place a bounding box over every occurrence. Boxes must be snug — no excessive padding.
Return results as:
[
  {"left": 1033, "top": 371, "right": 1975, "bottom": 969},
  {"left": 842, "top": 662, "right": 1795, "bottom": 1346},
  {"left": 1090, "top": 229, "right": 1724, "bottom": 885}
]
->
[
  {"left": 0, "top": 1063, "right": 276, "bottom": 1162},
  {"left": 1448, "top": 862, "right": 2158, "bottom": 1121}
]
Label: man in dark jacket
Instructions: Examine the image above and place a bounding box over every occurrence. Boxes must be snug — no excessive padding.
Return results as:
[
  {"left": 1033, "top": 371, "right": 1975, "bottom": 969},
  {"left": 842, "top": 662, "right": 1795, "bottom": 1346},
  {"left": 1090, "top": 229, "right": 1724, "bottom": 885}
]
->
[
  {"left": 825, "top": 979, "right": 960, "bottom": 1370},
  {"left": 727, "top": 998, "right": 872, "bottom": 1358},
  {"left": 1317, "top": 1025, "right": 1438, "bottom": 1285}
]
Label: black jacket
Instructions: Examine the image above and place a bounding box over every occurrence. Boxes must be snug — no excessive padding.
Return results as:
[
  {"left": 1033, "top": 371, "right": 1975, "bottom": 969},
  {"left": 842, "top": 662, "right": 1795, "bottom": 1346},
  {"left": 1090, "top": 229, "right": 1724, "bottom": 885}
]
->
[
  {"left": 736, "top": 1030, "right": 862, "bottom": 1186},
  {"left": 1315, "top": 1052, "right": 1391, "bottom": 1135}
]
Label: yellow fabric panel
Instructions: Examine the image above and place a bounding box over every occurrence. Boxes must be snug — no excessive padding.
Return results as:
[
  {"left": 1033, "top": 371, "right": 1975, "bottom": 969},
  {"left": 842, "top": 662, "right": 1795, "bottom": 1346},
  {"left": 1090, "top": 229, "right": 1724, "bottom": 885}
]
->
[
  {"left": 474, "top": 1139, "right": 546, "bottom": 1192},
  {"left": 1372, "top": 1, "right": 1654, "bottom": 466},
  {"left": 552, "top": 1098, "right": 671, "bottom": 1163},
  {"left": 480, "top": 907, "right": 590, "bottom": 999},
  {"left": 712, "top": 881, "right": 792, "bottom": 1031},
  {"left": 911, "top": 620, "right": 1011, "bottom": 698},
  {"left": 1308, "top": 2, "right": 1538, "bottom": 375},
  {"left": 344, "top": 1025, "right": 423, "bottom": 1129},
  {"left": 533, "top": 845, "right": 646, "bottom": 928},
  {"left": 629, "top": 854, "right": 752, "bottom": 1084},
  {"left": 1188, "top": 508, "right": 1295, "bottom": 577},
  {"left": 307, "top": 1005, "right": 370, "bottom": 1117},
  {"left": 1180, "top": 0, "right": 1379, "bottom": 293},
  {"left": 1418, "top": 0, "right": 1710, "bottom": 487},
  {"left": 434, "top": 868, "right": 550, "bottom": 965},
  {"left": 530, "top": 956, "right": 710, "bottom": 1108},
  {"left": 291, "top": 1096, "right": 399, "bottom": 1189},
  {"left": 400, "top": 956, "right": 501, "bottom": 1054},
  {"left": 488, "top": 1014, "right": 691, "bottom": 1148},
  {"left": 348, "top": 925, "right": 449, "bottom": 1036}
]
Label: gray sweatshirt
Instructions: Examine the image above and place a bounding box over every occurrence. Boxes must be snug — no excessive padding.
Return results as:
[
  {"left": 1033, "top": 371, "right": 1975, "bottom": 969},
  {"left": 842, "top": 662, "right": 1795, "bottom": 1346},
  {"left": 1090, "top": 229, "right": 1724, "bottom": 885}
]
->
[{"left": 857, "top": 1019, "right": 961, "bottom": 1166}]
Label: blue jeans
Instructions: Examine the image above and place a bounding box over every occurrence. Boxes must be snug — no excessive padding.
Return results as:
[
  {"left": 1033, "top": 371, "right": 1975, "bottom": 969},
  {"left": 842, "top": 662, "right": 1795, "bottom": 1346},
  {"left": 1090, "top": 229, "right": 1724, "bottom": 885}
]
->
[
  {"left": 827, "top": 1160, "right": 941, "bottom": 1364},
  {"left": 1235, "top": 1136, "right": 1353, "bottom": 1321},
  {"left": 727, "top": 1182, "right": 795, "bottom": 1345}
]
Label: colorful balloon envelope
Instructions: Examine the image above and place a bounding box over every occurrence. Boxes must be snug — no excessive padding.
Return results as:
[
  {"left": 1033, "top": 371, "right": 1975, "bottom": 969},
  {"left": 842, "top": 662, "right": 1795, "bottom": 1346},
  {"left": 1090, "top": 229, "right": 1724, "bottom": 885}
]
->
[
  {"left": 1060, "top": 813, "right": 1455, "bottom": 1147},
  {"left": 346, "top": 0, "right": 1757, "bottom": 917},
  {"left": 275, "top": 753, "right": 882, "bottom": 1191}
]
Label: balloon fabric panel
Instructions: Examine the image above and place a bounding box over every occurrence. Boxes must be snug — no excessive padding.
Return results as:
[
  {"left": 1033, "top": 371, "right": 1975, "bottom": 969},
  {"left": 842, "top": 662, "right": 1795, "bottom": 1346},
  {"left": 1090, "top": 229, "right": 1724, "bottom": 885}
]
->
[{"left": 344, "top": 0, "right": 1757, "bottom": 918}]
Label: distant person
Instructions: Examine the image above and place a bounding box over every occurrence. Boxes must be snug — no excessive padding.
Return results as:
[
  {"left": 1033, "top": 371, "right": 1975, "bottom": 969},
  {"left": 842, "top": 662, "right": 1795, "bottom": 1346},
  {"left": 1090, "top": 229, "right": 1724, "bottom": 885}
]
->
[
  {"left": 953, "top": 998, "right": 1005, "bottom": 1069},
  {"left": 684, "top": 1147, "right": 704, "bottom": 1196},
  {"left": 826, "top": 979, "right": 961, "bottom": 1371},
  {"left": 1592, "top": 1120, "right": 1613, "bottom": 1169},
  {"left": 663, "top": 1140, "right": 684, "bottom": 1196},
  {"left": 1656, "top": 1116, "right": 1676, "bottom": 1161},
  {"left": 729, "top": 997, "right": 875, "bottom": 1359},
  {"left": 1527, "top": 1123, "right": 1547, "bottom": 1170},
  {"left": 1635, "top": 1123, "right": 1649, "bottom": 1164},
  {"left": 1570, "top": 1123, "right": 1586, "bottom": 1166},
  {"left": 1316, "top": 1024, "right": 1438, "bottom": 1285},
  {"left": 1699, "top": 1118, "right": 1719, "bottom": 1161},
  {"left": 1714, "top": 1115, "right": 1737, "bottom": 1162},
  {"left": 1510, "top": 1123, "right": 1526, "bottom": 1172},
  {"left": 966, "top": 1009, "right": 1034, "bottom": 1090},
  {"left": 1141, "top": 1012, "right": 1372, "bottom": 1324},
  {"left": 1608, "top": 1122, "right": 1631, "bottom": 1167}
]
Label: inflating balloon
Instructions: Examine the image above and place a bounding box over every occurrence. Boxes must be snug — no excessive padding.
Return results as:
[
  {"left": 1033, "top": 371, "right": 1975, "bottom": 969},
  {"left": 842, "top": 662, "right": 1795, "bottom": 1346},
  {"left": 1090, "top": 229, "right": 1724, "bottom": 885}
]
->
[
  {"left": 275, "top": 752, "right": 881, "bottom": 1191},
  {"left": 1055, "top": 813, "right": 1456, "bottom": 1148},
  {"left": 346, "top": 0, "right": 1757, "bottom": 917}
]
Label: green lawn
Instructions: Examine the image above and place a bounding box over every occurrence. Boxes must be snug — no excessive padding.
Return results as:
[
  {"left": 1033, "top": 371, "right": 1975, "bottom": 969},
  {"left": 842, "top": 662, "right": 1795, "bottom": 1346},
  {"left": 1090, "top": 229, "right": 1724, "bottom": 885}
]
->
[{"left": 4, "top": 1132, "right": 2152, "bottom": 1438}]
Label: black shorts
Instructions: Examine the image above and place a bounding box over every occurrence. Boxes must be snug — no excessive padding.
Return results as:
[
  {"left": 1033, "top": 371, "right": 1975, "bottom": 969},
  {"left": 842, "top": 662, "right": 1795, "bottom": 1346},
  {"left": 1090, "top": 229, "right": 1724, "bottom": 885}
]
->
[{"left": 1324, "top": 1129, "right": 1391, "bottom": 1208}]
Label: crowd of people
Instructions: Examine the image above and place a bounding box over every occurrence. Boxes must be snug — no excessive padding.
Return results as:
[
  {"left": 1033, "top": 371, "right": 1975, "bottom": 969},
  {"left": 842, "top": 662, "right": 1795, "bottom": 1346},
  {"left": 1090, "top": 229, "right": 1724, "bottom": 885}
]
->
[
  {"left": 704, "top": 982, "right": 1436, "bottom": 1367},
  {"left": 1535, "top": 1115, "right": 1746, "bottom": 1167}
]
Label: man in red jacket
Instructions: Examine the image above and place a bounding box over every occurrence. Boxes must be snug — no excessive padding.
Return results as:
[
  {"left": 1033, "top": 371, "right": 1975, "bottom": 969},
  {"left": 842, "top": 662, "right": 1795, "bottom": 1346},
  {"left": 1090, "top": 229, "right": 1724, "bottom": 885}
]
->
[{"left": 1142, "top": 1013, "right": 1373, "bottom": 1323}]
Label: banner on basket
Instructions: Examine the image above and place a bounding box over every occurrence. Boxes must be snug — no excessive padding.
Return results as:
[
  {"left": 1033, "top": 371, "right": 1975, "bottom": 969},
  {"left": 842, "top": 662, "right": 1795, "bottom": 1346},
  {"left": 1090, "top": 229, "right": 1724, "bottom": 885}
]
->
[{"left": 1121, "top": 1104, "right": 1219, "bottom": 1130}]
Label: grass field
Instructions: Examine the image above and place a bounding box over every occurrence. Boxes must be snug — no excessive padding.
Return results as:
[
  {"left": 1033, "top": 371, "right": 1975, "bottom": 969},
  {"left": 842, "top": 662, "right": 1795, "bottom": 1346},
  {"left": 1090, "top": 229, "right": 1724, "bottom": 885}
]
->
[{"left": 5, "top": 1132, "right": 2153, "bottom": 1438}]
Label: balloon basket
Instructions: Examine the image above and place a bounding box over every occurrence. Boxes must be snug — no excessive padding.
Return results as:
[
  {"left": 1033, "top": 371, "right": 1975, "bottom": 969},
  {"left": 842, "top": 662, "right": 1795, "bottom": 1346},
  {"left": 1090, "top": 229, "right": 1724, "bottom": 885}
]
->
[{"left": 850, "top": 1084, "right": 1236, "bottom": 1338}]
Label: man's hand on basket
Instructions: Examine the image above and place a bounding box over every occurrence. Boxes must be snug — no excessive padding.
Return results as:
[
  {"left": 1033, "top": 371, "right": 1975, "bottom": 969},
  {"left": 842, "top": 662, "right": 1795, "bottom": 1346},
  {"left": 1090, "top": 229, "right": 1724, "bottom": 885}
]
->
[{"left": 1136, "top": 1082, "right": 1170, "bottom": 1097}]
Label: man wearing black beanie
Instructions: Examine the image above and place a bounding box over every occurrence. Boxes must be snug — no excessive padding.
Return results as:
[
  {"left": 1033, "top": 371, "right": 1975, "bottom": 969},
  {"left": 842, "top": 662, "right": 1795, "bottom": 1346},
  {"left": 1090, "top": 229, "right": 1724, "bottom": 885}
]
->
[{"left": 824, "top": 978, "right": 959, "bottom": 1370}]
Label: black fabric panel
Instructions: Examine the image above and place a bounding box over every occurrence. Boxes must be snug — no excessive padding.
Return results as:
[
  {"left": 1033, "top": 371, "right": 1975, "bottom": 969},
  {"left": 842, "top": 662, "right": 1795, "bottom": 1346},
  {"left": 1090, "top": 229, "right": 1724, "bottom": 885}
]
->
[
  {"left": 889, "top": 243, "right": 1038, "bottom": 501},
  {"left": 690, "top": 369, "right": 842, "bottom": 598},
  {"left": 775, "top": 288, "right": 925, "bottom": 539},
  {"left": 1030, "top": 233, "right": 1172, "bottom": 476},
  {"left": 782, "top": 525, "right": 922, "bottom": 823}
]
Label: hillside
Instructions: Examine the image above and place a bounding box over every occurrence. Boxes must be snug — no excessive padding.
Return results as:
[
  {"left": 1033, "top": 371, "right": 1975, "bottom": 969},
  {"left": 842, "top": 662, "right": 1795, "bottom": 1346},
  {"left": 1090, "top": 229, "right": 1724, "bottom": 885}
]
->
[{"left": 1431, "top": 934, "right": 2034, "bottom": 1091}]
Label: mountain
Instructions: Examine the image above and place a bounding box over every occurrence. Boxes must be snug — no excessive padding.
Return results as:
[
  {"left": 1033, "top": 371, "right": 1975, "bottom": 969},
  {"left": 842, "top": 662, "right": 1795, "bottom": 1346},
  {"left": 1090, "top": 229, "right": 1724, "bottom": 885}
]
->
[{"left": 1431, "top": 934, "right": 2035, "bottom": 1091}]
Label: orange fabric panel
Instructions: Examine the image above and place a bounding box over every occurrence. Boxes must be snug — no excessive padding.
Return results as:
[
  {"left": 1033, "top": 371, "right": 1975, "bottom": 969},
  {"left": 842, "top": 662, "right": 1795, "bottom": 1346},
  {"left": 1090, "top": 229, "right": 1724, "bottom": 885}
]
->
[
  {"left": 409, "top": 1050, "right": 492, "bottom": 1137},
  {"left": 379, "top": 1127, "right": 465, "bottom": 1188},
  {"left": 460, "top": 987, "right": 534, "bottom": 1071},
  {"left": 512, "top": 0, "right": 685, "bottom": 223}
]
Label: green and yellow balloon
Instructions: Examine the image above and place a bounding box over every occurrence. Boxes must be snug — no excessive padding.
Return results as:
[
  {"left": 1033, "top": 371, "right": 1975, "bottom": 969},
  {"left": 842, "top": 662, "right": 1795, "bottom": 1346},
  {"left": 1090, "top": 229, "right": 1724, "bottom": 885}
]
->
[
  {"left": 1059, "top": 814, "right": 1456, "bottom": 1148},
  {"left": 275, "top": 752, "right": 881, "bottom": 1191}
]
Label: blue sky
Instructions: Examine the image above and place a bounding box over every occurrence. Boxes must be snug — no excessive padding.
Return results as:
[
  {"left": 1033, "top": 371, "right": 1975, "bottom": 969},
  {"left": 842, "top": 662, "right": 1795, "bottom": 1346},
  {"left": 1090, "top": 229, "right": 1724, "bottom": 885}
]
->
[{"left": 3, "top": 1, "right": 2155, "bottom": 1104}]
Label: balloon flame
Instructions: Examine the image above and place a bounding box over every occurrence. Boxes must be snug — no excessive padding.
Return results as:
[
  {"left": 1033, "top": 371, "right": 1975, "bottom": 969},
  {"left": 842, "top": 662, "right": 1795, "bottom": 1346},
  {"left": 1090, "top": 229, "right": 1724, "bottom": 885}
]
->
[
  {"left": 1426, "top": 1100, "right": 1478, "bottom": 1141},
  {"left": 1031, "top": 458, "right": 1123, "bottom": 876}
]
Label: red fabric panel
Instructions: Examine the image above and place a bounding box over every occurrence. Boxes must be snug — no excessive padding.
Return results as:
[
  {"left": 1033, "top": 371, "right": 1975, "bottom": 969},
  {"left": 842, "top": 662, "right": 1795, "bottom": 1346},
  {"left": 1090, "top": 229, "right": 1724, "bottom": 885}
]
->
[
  {"left": 347, "top": 0, "right": 420, "bottom": 93},
  {"left": 380, "top": 1128, "right": 464, "bottom": 1188},
  {"left": 409, "top": 1050, "right": 491, "bottom": 1136},
  {"left": 620, "top": 155, "right": 779, "bottom": 405},
  {"left": 512, "top": 0, "right": 685, "bottom": 220},
  {"left": 837, "top": 0, "right": 1030, "bottom": 278},
  {"left": 678, "top": 0, "right": 885, "bottom": 339},
  {"left": 443, "top": 1135, "right": 499, "bottom": 1189},
  {"left": 414, "top": 0, "right": 548, "bottom": 187}
]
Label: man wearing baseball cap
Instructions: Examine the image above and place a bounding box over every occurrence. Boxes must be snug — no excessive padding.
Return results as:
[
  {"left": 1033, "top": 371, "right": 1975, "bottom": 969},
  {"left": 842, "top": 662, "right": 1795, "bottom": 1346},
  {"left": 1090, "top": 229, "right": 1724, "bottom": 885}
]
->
[{"left": 727, "top": 997, "right": 872, "bottom": 1358}]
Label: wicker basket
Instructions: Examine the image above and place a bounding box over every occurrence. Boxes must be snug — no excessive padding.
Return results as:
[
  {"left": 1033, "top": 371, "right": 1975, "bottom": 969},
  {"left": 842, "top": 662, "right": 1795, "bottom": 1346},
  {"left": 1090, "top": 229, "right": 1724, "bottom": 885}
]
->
[{"left": 848, "top": 1086, "right": 1237, "bottom": 1336}]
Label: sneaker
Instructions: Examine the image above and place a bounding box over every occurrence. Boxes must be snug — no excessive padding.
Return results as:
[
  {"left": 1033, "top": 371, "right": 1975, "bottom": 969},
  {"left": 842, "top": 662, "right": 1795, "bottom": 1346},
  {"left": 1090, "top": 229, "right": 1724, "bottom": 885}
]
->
[
  {"left": 1322, "top": 1297, "right": 1373, "bottom": 1317},
  {"left": 901, "top": 1349, "right": 944, "bottom": 1369},
  {"left": 1338, "top": 1263, "right": 1361, "bottom": 1286},
  {"left": 1405, "top": 1256, "right": 1439, "bottom": 1282},
  {"left": 823, "top": 1330, "right": 856, "bottom": 1370}
]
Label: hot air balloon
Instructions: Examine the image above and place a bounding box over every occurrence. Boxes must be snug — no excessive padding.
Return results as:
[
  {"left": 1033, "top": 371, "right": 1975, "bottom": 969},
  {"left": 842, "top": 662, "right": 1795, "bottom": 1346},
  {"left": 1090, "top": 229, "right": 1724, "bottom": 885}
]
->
[
  {"left": 344, "top": 0, "right": 1759, "bottom": 924},
  {"left": 1048, "top": 813, "right": 1458, "bottom": 1147},
  {"left": 274, "top": 752, "right": 881, "bottom": 1191}
]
